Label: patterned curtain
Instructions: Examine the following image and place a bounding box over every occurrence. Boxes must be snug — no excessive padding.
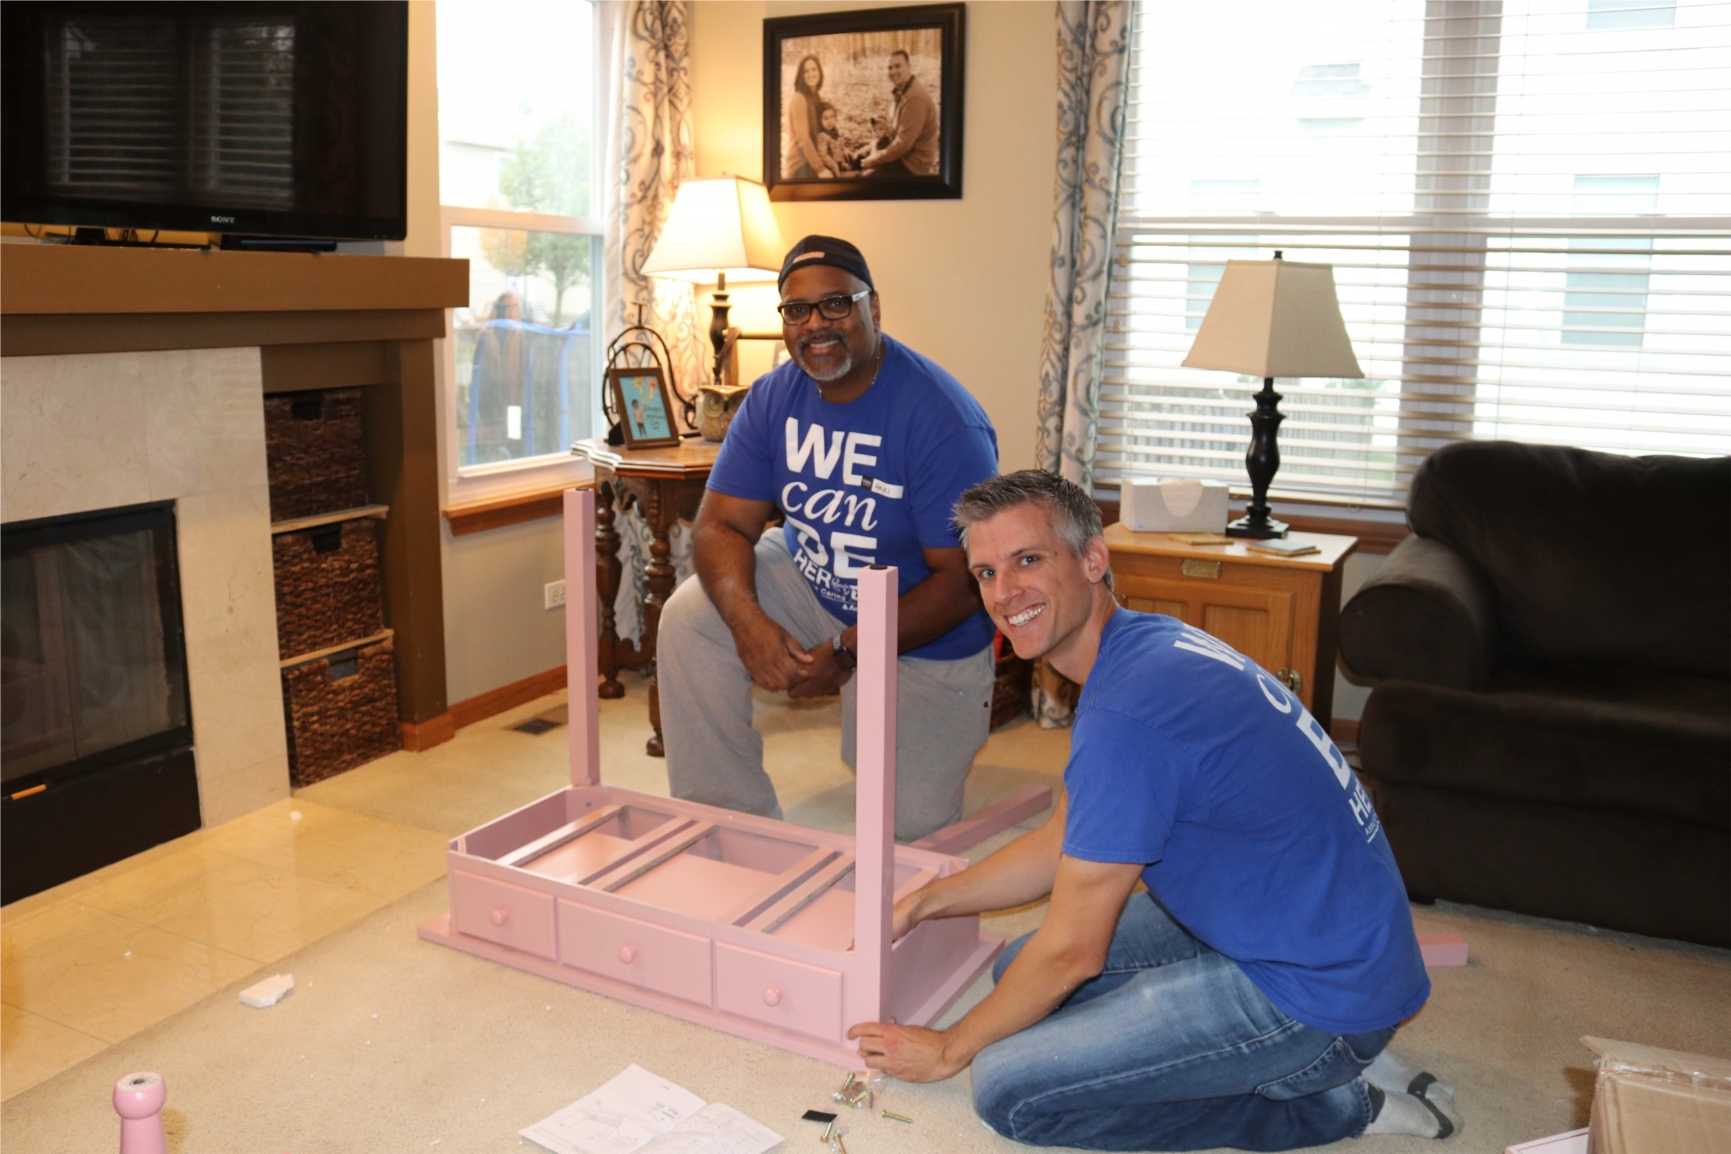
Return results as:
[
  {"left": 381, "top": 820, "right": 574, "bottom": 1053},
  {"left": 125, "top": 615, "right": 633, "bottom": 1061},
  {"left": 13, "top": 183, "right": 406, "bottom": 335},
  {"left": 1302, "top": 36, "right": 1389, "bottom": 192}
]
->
[
  {"left": 1035, "top": 0, "right": 1134, "bottom": 489},
  {"left": 604, "top": 0, "right": 706, "bottom": 418},
  {"left": 603, "top": 0, "right": 703, "bottom": 644},
  {"left": 1032, "top": 0, "right": 1135, "bottom": 726}
]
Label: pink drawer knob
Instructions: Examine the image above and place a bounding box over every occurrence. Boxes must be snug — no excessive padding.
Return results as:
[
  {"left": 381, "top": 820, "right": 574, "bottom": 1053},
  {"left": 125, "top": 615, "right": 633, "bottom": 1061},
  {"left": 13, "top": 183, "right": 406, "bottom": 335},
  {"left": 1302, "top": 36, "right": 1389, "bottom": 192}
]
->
[
  {"left": 762, "top": 986, "right": 782, "bottom": 1007},
  {"left": 489, "top": 908, "right": 508, "bottom": 927},
  {"left": 617, "top": 945, "right": 637, "bottom": 965}
]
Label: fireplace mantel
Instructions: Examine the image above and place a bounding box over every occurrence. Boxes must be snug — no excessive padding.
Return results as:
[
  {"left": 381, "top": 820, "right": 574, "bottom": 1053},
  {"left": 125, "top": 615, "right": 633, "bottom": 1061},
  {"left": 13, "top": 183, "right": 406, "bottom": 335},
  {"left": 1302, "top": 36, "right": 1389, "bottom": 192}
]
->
[
  {"left": 2, "top": 242, "right": 467, "bottom": 743},
  {"left": 2, "top": 243, "right": 462, "bottom": 315},
  {"left": 1, "top": 243, "right": 465, "bottom": 355}
]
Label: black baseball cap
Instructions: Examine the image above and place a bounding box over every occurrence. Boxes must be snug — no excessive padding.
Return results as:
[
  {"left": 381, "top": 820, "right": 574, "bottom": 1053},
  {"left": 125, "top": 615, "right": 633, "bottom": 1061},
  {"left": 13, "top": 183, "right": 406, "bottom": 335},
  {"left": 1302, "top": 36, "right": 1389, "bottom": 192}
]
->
[{"left": 777, "top": 235, "right": 875, "bottom": 292}]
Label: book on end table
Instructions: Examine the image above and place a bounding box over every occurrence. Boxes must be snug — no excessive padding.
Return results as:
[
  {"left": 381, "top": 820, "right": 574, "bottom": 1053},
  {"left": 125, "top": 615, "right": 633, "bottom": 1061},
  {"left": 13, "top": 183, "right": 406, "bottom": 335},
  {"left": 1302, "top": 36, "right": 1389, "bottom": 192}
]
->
[{"left": 1246, "top": 538, "right": 1320, "bottom": 557}]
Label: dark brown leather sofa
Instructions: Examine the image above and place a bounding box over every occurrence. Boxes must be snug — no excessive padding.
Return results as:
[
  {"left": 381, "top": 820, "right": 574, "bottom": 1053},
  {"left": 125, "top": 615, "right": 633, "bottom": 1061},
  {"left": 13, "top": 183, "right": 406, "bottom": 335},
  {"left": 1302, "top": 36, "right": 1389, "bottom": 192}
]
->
[{"left": 1339, "top": 441, "right": 1730, "bottom": 947}]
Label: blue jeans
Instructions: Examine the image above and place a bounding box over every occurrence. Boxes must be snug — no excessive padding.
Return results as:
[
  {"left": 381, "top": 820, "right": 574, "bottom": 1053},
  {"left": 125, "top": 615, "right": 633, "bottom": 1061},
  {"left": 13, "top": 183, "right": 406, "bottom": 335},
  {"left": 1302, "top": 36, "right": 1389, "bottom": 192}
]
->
[{"left": 971, "top": 895, "right": 1393, "bottom": 1151}]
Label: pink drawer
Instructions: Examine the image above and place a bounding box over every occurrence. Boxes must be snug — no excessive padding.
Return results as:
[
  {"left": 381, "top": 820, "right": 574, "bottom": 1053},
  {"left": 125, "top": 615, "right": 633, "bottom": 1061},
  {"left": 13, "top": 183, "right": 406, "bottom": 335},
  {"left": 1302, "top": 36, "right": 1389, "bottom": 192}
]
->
[
  {"left": 559, "top": 900, "right": 712, "bottom": 1005},
  {"left": 714, "top": 943, "right": 842, "bottom": 1042},
  {"left": 451, "top": 871, "right": 556, "bottom": 960}
]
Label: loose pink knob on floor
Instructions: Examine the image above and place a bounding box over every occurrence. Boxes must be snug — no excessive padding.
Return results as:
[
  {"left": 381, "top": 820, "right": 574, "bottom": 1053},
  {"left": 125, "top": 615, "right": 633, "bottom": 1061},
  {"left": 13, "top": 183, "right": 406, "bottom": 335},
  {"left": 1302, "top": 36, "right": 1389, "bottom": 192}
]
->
[
  {"left": 114, "top": 1071, "right": 167, "bottom": 1154},
  {"left": 618, "top": 945, "right": 637, "bottom": 964},
  {"left": 762, "top": 987, "right": 782, "bottom": 1007},
  {"left": 489, "top": 908, "right": 508, "bottom": 927}
]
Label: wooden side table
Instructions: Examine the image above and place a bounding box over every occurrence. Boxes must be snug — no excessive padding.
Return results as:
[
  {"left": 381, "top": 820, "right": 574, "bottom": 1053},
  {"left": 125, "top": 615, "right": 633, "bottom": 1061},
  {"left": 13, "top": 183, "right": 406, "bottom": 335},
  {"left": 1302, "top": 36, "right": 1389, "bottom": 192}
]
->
[
  {"left": 572, "top": 436, "right": 720, "bottom": 755},
  {"left": 1103, "top": 526, "right": 1357, "bottom": 728}
]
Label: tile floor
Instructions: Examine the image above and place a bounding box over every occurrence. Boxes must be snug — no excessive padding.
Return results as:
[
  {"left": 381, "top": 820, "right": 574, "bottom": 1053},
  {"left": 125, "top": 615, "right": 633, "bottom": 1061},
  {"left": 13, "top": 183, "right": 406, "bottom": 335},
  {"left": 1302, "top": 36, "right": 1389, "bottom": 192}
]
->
[
  {"left": 0, "top": 671, "right": 1072, "bottom": 1100},
  {"left": 0, "top": 798, "right": 447, "bottom": 1099}
]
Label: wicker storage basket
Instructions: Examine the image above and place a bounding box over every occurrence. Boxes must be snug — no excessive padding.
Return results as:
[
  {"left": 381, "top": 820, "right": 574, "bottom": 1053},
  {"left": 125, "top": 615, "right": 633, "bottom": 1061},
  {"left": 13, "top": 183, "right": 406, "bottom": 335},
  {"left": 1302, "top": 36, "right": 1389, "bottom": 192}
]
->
[
  {"left": 282, "top": 637, "right": 401, "bottom": 786},
  {"left": 273, "top": 518, "right": 386, "bottom": 660},
  {"left": 265, "top": 388, "right": 368, "bottom": 521}
]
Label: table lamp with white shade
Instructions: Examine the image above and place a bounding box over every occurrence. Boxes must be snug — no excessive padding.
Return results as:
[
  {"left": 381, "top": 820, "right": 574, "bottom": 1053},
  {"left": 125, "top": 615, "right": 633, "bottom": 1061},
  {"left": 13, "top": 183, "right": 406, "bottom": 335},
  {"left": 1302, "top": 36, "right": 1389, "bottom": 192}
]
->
[
  {"left": 641, "top": 175, "right": 785, "bottom": 395},
  {"left": 1182, "top": 252, "right": 1363, "bottom": 539}
]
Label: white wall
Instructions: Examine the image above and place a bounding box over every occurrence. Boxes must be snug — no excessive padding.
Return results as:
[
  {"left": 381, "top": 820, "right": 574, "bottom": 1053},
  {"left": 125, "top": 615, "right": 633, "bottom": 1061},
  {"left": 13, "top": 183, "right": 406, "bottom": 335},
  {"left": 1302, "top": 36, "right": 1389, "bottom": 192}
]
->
[
  {"left": 402, "top": 1, "right": 572, "bottom": 705},
  {"left": 442, "top": 517, "right": 571, "bottom": 703},
  {"left": 404, "top": 2, "right": 442, "bottom": 261},
  {"left": 691, "top": 0, "right": 1058, "bottom": 472}
]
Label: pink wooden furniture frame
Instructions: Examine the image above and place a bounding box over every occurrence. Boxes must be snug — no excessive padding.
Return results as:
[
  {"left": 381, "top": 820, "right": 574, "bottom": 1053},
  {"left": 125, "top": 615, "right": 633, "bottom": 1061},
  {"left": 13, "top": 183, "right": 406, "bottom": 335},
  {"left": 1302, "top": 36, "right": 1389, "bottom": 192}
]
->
[{"left": 418, "top": 489, "right": 1018, "bottom": 1067}]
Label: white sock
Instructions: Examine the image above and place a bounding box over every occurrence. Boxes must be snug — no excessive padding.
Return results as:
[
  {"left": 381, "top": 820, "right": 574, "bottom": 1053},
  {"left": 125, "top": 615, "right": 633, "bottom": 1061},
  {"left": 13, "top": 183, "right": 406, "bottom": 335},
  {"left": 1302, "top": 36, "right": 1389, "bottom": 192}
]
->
[
  {"left": 1364, "top": 1085, "right": 1462, "bottom": 1139},
  {"left": 1365, "top": 1049, "right": 1456, "bottom": 1102}
]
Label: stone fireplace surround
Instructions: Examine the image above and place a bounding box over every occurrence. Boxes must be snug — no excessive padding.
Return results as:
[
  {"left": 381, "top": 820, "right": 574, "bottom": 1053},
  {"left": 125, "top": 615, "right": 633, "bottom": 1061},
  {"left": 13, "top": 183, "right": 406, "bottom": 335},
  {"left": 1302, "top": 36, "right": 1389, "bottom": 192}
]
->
[
  {"left": 2, "top": 347, "right": 287, "bottom": 824},
  {"left": 1, "top": 244, "right": 467, "bottom": 835}
]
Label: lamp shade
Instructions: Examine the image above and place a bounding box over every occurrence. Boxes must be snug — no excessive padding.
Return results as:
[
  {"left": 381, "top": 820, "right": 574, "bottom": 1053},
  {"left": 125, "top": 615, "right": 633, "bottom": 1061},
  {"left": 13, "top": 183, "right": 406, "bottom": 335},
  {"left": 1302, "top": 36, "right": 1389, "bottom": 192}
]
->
[
  {"left": 1182, "top": 259, "right": 1363, "bottom": 379},
  {"left": 641, "top": 175, "right": 784, "bottom": 283}
]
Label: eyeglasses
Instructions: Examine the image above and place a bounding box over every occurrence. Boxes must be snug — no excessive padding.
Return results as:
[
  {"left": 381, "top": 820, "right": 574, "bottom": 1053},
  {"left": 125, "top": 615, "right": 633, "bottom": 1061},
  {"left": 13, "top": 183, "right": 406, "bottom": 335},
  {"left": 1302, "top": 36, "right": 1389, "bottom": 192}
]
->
[{"left": 776, "top": 288, "right": 871, "bottom": 325}]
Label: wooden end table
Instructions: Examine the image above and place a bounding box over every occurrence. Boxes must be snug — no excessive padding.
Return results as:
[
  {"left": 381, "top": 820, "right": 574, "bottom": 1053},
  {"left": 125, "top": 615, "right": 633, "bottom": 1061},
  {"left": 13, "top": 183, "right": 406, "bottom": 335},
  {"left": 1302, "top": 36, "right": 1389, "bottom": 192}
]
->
[
  {"left": 572, "top": 436, "right": 720, "bottom": 756},
  {"left": 1103, "top": 526, "right": 1357, "bottom": 728}
]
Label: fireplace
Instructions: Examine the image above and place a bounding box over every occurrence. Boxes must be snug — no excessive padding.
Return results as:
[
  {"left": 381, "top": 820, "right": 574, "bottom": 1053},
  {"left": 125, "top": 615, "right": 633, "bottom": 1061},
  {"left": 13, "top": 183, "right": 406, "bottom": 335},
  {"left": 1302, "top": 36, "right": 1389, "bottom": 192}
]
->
[{"left": 2, "top": 501, "right": 200, "bottom": 904}]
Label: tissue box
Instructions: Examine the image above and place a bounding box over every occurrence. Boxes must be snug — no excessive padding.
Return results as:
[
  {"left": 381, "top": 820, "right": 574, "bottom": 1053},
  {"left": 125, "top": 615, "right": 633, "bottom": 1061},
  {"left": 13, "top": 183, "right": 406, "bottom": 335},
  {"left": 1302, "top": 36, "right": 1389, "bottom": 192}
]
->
[{"left": 1121, "top": 478, "right": 1229, "bottom": 533}]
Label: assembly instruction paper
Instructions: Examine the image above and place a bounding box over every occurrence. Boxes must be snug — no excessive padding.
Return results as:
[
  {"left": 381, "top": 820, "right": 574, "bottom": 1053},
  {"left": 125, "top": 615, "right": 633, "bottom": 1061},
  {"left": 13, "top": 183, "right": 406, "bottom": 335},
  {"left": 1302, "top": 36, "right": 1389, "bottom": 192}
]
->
[{"left": 521, "top": 1064, "right": 784, "bottom": 1154}]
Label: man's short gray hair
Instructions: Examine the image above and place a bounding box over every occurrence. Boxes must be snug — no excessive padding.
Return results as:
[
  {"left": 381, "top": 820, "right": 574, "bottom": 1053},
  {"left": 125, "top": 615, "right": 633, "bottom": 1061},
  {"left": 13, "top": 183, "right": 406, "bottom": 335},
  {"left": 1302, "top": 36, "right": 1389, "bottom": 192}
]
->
[{"left": 952, "top": 470, "right": 1113, "bottom": 589}]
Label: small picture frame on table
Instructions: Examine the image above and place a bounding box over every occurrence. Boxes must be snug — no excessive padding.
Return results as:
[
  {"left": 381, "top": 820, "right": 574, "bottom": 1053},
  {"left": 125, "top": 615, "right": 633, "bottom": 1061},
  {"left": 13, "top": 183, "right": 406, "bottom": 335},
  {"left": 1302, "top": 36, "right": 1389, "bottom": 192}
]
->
[
  {"left": 607, "top": 367, "right": 682, "bottom": 449},
  {"left": 763, "top": 3, "right": 966, "bottom": 202}
]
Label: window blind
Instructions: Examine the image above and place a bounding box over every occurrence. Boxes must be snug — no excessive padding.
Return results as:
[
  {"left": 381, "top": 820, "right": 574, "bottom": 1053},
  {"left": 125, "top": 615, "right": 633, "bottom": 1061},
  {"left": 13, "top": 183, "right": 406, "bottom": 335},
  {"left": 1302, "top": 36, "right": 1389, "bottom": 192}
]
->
[
  {"left": 1102, "top": 0, "right": 1731, "bottom": 501},
  {"left": 46, "top": 15, "right": 296, "bottom": 207}
]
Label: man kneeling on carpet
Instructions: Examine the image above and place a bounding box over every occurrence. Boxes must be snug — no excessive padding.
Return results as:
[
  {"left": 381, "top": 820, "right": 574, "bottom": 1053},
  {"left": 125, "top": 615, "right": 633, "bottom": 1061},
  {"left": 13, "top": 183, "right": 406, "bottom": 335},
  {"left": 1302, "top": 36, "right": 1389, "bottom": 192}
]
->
[{"left": 847, "top": 470, "right": 1461, "bottom": 1150}]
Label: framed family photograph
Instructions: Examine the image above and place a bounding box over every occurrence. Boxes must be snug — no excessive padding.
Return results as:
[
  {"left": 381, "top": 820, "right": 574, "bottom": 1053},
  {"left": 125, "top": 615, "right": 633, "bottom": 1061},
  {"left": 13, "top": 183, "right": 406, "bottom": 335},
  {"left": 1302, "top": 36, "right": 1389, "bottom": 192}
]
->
[
  {"left": 606, "top": 366, "right": 681, "bottom": 449},
  {"left": 763, "top": 3, "right": 966, "bottom": 202}
]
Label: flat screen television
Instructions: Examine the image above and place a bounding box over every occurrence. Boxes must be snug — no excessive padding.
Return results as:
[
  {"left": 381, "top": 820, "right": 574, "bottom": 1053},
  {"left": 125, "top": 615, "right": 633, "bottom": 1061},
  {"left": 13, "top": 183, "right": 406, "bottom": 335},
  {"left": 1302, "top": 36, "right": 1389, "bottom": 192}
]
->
[{"left": 1, "top": 1, "right": 408, "bottom": 242}]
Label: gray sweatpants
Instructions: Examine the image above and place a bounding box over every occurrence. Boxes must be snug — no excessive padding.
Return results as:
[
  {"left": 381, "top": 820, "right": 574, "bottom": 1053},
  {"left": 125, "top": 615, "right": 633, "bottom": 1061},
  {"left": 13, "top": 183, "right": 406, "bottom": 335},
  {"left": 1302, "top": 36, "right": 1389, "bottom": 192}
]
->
[{"left": 658, "top": 529, "right": 995, "bottom": 842}]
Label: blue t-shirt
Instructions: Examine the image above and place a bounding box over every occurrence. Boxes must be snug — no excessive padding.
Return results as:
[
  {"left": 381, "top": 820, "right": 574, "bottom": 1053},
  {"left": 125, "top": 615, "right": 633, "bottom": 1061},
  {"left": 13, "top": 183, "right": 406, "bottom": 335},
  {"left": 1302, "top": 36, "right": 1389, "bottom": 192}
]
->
[
  {"left": 706, "top": 335, "right": 998, "bottom": 660},
  {"left": 1062, "top": 609, "right": 1430, "bottom": 1035}
]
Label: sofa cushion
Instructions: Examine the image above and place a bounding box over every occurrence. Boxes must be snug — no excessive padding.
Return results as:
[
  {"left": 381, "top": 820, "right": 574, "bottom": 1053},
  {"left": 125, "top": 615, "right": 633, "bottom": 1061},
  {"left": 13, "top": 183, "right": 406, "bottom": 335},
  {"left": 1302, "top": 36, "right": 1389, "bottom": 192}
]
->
[
  {"left": 1408, "top": 441, "right": 1731, "bottom": 677},
  {"left": 1358, "top": 675, "right": 1731, "bottom": 831},
  {"left": 1370, "top": 781, "right": 1729, "bottom": 947}
]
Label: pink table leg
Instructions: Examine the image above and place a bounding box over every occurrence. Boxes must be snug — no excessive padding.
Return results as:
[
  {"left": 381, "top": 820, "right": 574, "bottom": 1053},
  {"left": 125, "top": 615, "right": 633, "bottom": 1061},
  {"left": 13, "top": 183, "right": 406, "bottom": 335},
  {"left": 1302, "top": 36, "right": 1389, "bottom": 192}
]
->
[
  {"left": 848, "top": 564, "right": 898, "bottom": 1040},
  {"left": 911, "top": 786, "right": 1055, "bottom": 857},
  {"left": 114, "top": 1071, "right": 166, "bottom": 1154},
  {"left": 565, "top": 489, "right": 601, "bottom": 788},
  {"left": 1418, "top": 932, "right": 1469, "bottom": 967}
]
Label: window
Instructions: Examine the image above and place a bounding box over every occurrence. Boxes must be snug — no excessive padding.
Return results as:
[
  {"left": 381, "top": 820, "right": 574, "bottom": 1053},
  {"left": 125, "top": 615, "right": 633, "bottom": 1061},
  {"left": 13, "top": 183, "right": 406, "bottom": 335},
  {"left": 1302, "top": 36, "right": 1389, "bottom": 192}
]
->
[
  {"left": 1185, "top": 181, "right": 1259, "bottom": 330},
  {"left": 1586, "top": 0, "right": 1677, "bottom": 29},
  {"left": 437, "top": 0, "right": 606, "bottom": 500},
  {"left": 1561, "top": 178, "right": 1658, "bottom": 348},
  {"left": 1104, "top": 0, "right": 1731, "bottom": 503},
  {"left": 1291, "top": 63, "right": 1372, "bottom": 133}
]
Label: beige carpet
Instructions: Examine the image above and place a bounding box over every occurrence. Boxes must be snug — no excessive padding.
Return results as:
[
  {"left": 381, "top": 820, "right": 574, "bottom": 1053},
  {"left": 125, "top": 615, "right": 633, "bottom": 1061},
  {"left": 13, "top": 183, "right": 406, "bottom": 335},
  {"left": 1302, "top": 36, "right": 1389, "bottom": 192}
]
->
[{"left": 5, "top": 680, "right": 1729, "bottom": 1152}]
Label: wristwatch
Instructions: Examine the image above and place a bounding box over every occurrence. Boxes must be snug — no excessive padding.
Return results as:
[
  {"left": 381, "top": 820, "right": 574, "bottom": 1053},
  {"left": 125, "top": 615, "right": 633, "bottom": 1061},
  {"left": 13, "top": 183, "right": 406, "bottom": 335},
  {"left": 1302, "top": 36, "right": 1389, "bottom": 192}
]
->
[{"left": 831, "top": 633, "right": 857, "bottom": 672}]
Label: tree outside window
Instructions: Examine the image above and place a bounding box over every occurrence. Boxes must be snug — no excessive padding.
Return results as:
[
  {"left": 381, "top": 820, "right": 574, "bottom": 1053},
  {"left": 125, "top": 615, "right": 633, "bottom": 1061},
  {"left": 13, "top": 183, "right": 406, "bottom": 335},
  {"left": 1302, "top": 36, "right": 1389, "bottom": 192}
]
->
[{"left": 437, "top": 1, "right": 603, "bottom": 479}]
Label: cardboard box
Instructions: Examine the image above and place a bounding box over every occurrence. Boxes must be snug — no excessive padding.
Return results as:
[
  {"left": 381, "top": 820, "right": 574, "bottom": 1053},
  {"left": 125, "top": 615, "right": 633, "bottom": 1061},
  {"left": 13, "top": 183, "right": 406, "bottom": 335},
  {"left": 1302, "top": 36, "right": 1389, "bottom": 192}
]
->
[
  {"left": 1583, "top": 1037, "right": 1731, "bottom": 1154},
  {"left": 1506, "top": 1128, "right": 1587, "bottom": 1154}
]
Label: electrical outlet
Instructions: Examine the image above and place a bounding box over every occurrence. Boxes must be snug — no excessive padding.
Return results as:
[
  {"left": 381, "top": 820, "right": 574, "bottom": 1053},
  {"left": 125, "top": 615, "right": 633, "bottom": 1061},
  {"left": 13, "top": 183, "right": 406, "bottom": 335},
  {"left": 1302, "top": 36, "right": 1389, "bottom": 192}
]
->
[{"left": 544, "top": 579, "right": 566, "bottom": 610}]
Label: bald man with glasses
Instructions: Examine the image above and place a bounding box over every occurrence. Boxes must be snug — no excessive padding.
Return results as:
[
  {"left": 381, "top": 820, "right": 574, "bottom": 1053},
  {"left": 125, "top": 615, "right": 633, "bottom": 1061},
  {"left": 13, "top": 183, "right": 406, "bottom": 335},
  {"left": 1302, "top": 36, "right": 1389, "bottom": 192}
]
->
[{"left": 657, "top": 235, "right": 1000, "bottom": 841}]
